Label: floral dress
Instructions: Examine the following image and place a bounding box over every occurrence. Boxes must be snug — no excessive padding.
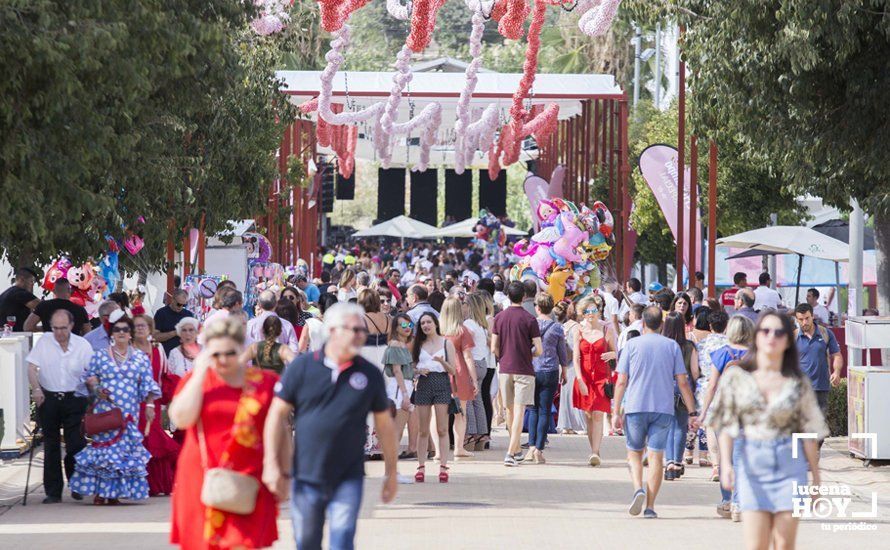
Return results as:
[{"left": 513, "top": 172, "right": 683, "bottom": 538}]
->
[{"left": 71, "top": 347, "right": 161, "bottom": 500}]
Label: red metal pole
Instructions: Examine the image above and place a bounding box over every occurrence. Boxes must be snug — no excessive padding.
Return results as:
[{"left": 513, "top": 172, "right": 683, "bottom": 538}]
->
[
  {"left": 676, "top": 42, "right": 686, "bottom": 292},
  {"left": 198, "top": 213, "right": 206, "bottom": 274},
  {"left": 608, "top": 100, "right": 615, "bottom": 212},
  {"left": 583, "top": 100, "right": 591, "bottom": 204},
  {"left": 592, "top": 100, "right": 599, "bottom": 179},
  {"left": 182, "top": 228, "right": 191, "bottom": 278},
  {"left": 708, "top": 140, "right": 718, "bottom": 300},
  {"left": 689, "top": 135, "right": 698, "bottom": 280},
  {"left": 166, "top": 222, "right": 175, "bottom": 295}
]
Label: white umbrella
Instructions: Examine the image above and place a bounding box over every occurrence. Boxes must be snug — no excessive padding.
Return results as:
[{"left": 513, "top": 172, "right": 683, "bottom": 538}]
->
[
  {"left": 352, "top": 215, "right": 439, "bottom": 239},
  {"left": 432, "top": 218, "right": 528, "bottom": 238},
  {"left": 717, "top": 226, "right": 850, "bottom": 305}
]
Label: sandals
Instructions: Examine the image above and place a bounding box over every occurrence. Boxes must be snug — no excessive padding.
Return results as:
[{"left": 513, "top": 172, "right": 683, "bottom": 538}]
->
[
  {"left": 438, "top": 466, "right": 449, "bottom": 483},
  {"left": 415, "top": 466, "right": 425, "bottom": 483}
]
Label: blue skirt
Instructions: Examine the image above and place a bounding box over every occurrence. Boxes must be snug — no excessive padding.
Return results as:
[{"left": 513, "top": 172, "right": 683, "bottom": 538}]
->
[{"left": 735, "top": 436, "right": 808, "bottom": 513}]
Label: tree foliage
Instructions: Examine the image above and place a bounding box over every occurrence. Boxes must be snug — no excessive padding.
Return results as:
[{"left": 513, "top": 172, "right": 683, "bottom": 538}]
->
[{"left": 0, "top": 1, "right": 296, "bottom": 271}]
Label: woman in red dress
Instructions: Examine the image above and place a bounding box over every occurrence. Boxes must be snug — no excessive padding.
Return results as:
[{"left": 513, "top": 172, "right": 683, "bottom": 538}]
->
[
  {"left": 133, "top": 315, "right": 181, "bottom": 496},
  {"left": 572, "top": 295, "right": 617, "bottom": 467},
  {"left": 169, "top": 317, "right": 279, "bottom": 549}
]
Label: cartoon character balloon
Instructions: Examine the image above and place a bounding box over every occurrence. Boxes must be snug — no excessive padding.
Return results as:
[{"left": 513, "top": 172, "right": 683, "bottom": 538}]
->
[{"left": 510, "top": 197, "right": 613, "bottom": 302}]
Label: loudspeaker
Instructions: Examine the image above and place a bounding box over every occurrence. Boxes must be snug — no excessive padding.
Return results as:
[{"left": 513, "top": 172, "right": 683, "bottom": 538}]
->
[
  {"left": 410, "top": 169, "right": 438, "bottom": 226},
  {"left": 320, "top": 163, "right": 336, "bottom": 213},
  {"left": 336, "top": 170, "right": 355, "bottom": 200},
  {"left": 377, "top": 168, "right": 406, "bottom": 220},
  {"left": 445, "top": 169, "right": 472, "bottom": 221},
  {"left": 479, "top": 169, "right": 507, "bottom": 216}
]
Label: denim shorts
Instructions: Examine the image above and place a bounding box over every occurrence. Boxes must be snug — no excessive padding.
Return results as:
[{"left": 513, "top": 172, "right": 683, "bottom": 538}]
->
[
  {"left": 624, "top": 412, "right": 673, "bottom": 452},
  {"left": 736, "top": 437, "right": 808, "bottom": 512}
]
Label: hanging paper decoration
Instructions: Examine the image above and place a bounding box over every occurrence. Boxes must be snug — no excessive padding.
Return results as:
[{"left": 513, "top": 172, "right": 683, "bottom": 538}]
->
[
  {"left": 317, "top": 0, "right": 370, "bottom": 32},
  {"left": 489, "top": 0, "right": 559, "bottom": 178},
  {"left": 453, "top": 2, "right": 499, "bottom": 175},
  {"left": 577, "top": 0, "right": 622, "bottom": 37},
  {"left": 251, "top": 0, "right": 291, "bottom": 36}
]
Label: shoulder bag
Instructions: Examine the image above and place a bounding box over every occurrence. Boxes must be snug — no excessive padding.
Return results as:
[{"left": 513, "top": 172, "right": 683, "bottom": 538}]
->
[
  {"left": 198, "top": 420, "right": 261, "bottom": 515},
  {"left": 444, "top": 340, "right": 463, "bottom": 415}
]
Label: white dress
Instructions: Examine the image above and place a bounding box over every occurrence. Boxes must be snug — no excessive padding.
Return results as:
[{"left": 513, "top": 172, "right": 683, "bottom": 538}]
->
[{"left": 557, "top": 321, "right": 588, "bottom": 433}]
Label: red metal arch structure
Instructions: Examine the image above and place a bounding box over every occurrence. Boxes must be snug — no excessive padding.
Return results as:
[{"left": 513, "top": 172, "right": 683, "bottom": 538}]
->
[{"left": 260, "top": 70, "right": 631, "bottom": 280}]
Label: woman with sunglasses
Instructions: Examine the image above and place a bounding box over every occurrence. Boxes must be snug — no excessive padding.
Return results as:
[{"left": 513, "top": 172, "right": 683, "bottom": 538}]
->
[
  {"left": 279, "top": 286, "right": 312, "bottom": 338},
  {"left": 572, "top": 296, "right": 617, "bottom": 467},
  {"left": 708, "top": 312, "right": 826, "bottom": 549},
  {"left": 384, "top": 314, "right": 417, "bottom": 461},
  {"left": 71, "top": 311, "right": 161, "bottom": 505},
  {"left": 412, "top": 312, "right": 457, "bottom": 483},
  {"left": 169, "top": 317, "right": 280, "bottom": 549}
]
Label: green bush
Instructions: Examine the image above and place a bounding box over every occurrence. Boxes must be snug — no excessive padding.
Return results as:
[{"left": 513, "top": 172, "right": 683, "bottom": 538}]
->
[{"left": 827, "top": 380, "right": 848, "bottom": 437}]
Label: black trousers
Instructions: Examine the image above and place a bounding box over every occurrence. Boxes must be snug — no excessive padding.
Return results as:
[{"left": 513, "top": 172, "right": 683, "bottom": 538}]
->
[
  {"left": 38, "top": 393, "right": 88, "bottom": 498},
  {"left": 481, "top": 368, "right": 495, "bottom": 435}
]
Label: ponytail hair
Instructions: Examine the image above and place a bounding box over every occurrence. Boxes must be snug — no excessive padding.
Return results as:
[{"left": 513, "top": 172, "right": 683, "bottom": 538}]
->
[{"left": 261, "top": 316, "right": 282, "bottom": 364}]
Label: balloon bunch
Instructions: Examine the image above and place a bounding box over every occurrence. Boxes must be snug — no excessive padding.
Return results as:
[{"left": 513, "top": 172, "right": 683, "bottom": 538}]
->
[
  {"left": 474, "top": 209, "right": 507, "bottom": 252},
  {"left": 510, "top": 198, "right": 614, "bottom": 301},
  {"left": 43, "top": 257, "right": 101, "bottom": 308}
]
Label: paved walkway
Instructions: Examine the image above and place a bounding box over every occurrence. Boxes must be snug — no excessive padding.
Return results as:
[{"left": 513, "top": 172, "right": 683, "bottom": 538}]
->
[{"left": 0, "top": 430, "right": 885, "bottom": 548}]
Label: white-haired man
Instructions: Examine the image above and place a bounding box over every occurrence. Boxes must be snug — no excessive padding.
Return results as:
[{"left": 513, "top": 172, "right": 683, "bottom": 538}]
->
[
  {"left": 263, "top": 303, "right": 397, "bottom": 550},
  {"left": 246, "top": 290, "right": 298, "bottom": 352}
]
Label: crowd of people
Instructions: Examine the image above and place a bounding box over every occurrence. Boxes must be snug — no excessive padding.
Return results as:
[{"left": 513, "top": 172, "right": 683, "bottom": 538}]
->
[{"left": 1, "top": 239, "right": 852, "bottom": 549}]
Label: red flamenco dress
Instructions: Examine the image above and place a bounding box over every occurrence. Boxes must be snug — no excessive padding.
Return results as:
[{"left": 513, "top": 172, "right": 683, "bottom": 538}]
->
[
  {"left": 138, "top": 345, "right": 181, "bottom": 496},
  {"left": 170, "top": 367, "right": 279, "bottom": 550},
  {"left": 572, "top": 337, "right": 612, "bottom": 413}
]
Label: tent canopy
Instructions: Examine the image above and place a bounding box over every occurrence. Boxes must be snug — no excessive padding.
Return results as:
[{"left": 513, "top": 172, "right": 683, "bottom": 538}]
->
[
  {"left": 431, "top": 218, "right": 528, "bottom": 238},
  {"left": 278, "top": 70, "right": 622, "bottom": 168},
  {"left": 716, "top": 226, "right": 849, "bottom": 262},
  {"left": 351, "top": 215, "right": 438, "bottom": 239}
]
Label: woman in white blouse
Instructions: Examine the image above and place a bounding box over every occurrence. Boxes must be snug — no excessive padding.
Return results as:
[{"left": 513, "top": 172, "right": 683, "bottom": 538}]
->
[
  {"left": 462, "top": 293, "right": 491, "bottom": 451},
  {"left": 166, "top": 317, "right": 201, "bottom": 376}
]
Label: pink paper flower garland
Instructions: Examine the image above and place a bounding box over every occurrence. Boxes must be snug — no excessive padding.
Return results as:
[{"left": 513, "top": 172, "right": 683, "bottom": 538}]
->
[
  {"left": 489, "top": 0, "right": 559, "bottom": 178},
  {"left": 317, "top": 0, "right": 370, "bottom": 33},
  {"left": 454, "top": 2, "right": 499, "bottom": 174},
  {"left": 250, "top": 0, "right": 291, "bottom": 36},
  {"left": 577, "top": 0, "right": 622, "bottom": 37}
]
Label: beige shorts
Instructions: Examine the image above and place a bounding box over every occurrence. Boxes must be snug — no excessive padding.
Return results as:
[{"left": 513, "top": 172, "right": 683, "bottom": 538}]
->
[{"left": 498, "top": 373, "right": 535, "bottom": 407}]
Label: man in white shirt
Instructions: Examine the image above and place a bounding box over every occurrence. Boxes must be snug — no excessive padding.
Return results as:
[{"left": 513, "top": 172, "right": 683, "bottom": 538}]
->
[
  {"left": 246, "top": 290, "right": 299, "bottom": 352},
  {"left": 601, "top": 281, "right": 622, "bottom": 334},
  {"left": 753, "top": 272, "right": 784, "bottom": 312},
  {"left": 625, "top": 278, "right": 648, "bottom": 305},
  {"left": 807, "top": 288, "right": 832, "bottom": 326},
  {"left": 617, "top": 303, "right": 645, "bottom": 351},
  {"left": 27, "top": 310, "right": 94, "bottom": 503}
]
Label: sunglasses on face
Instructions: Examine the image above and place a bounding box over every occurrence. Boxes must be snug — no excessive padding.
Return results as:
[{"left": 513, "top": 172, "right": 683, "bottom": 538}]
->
[
  {"left": 584, "top": 308, "right": 599, "bottom": 315},
  {"left": 111, "top": 326, "right": 131, "bottom": 334},
  {"left": 211, "top": 350, "right": 238, "bottom": 359},
  {"left": 399, "top": 321, "right": 415, "bottom": 330},
  {"left": 758, "top": 327, "right": 788, "bottom": 338}
]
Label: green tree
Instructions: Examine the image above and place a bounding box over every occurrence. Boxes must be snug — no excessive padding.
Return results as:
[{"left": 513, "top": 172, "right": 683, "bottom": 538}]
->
[
  {"left": 0, "top": 1, "right": 295, "bottom": 272},
  {"left": 668, "top": 1, "right": 890, "bottom": 313}
]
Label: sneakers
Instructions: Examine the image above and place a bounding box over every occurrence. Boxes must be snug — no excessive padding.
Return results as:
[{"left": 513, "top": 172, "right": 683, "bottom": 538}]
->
[
  {"left": 716, "top": 502, "right": 731, "bottom": 519},
  {"left": 504, "top": 454, "right": 519, "bottom": 467},
  {"left": 731, "top": 503, "right": 741, "bottom": 522},
  {"left": 628, "top": 489, "right": 646, "bottom": 516},
  {"left": 588, "top": 454, "right": 601, "bottom": 467},
  {"left": 643, "top": 508, "right": 658, "bottom": 519}
]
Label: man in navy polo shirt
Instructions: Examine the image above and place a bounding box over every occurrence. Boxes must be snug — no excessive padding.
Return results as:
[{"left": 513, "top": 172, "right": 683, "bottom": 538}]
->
[
  {"left": 794, "top": 303, "right": 843, "bottom": 415},
  {"left": 263, "top": 302, "right": 397, "bottom": 550}
]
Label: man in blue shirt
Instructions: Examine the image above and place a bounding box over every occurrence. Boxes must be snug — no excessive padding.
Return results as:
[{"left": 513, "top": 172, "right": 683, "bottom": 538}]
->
[
  {"left": 612, "top": 306, "right": 698, "bottom": 519},
  {"left": 263, "top": 303, "right": 397, "bottom": 550},
  {"left": 794, "top": 303, "right": 843, "bottom": 415},
  {"left": 295, "top": 273, "right": 320, "bottom": 304},
  {"left": 83, "top": 300, "right": 120, "bottom": 351}
]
